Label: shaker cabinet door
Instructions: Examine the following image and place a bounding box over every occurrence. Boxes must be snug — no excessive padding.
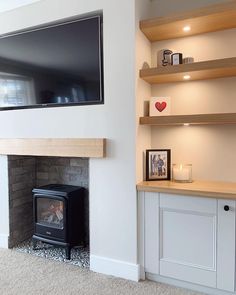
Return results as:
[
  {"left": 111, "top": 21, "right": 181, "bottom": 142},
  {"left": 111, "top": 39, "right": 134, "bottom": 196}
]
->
[
  {"left": 159, "top": 194, "right": 217, "bottom": 288},
  {"left": 217, "top": 199, "right": 236, "bottom": 292}
]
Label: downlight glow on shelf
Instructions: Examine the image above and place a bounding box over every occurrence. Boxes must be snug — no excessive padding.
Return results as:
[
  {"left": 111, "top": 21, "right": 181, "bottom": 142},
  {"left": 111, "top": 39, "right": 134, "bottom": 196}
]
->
[
  {"left": 183, "top": 75, "right": 191, "bottom": 80},
  {"left": 183, "top": 25, "right": 191, "bottom": 32}
]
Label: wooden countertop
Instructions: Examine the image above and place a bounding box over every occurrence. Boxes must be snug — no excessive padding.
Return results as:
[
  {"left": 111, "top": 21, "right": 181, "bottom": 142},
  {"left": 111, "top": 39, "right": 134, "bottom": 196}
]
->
[{"left": 137, "top": 180, "right": 236, "bottom": 200}]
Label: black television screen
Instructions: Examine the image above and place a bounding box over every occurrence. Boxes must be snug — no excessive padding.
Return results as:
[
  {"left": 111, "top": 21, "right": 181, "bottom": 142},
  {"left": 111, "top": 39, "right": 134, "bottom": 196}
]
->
[{"left": 0, "top": 14, "right": 103, "bottom": 110}]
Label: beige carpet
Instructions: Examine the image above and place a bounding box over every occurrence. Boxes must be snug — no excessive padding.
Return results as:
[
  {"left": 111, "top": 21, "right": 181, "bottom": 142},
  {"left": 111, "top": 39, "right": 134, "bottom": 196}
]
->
[{"left": 0, "top": 249, "right": 204, "bottom": 295}]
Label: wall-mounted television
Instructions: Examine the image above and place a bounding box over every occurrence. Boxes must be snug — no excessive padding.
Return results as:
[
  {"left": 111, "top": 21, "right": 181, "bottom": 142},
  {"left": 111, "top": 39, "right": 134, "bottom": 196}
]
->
[{"left": 0, "top": 14, "right": 103, "bottom": 110}]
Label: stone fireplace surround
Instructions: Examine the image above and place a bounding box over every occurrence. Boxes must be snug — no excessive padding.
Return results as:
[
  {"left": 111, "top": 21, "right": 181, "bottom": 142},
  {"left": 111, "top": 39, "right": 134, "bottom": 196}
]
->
[{"left": 0, "top": 138, "right": 106, "bottom": 249}]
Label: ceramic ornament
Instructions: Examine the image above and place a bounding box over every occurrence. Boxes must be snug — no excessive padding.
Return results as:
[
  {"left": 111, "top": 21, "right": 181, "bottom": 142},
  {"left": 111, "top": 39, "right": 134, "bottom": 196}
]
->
[
  {"left": 149, "top": 97, "right": 171, "bottom": 116},
  {"left": 157, "top": 49, "right": 173, "bottom": 66}
]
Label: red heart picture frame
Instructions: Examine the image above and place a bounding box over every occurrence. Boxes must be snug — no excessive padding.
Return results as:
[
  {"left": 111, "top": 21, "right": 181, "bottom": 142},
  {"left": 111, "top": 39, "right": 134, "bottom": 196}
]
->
[
  {"left": 149, "top": 97, "right": 171, "bottom": 117},
  {"left": 155, "top": 101, "right": 167, "bottom": 112}
]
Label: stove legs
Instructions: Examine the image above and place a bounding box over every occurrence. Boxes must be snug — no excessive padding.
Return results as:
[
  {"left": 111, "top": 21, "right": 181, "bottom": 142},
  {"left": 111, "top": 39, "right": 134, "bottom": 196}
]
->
[
  {"left": 32, "top": 238, "right": 37, "bottom": 250},
  {"left": 32, "top": 237, "right": 72, "bottom": 260},
  {"left": 65, "top": 246, "right": 71, "bottom": 260}
]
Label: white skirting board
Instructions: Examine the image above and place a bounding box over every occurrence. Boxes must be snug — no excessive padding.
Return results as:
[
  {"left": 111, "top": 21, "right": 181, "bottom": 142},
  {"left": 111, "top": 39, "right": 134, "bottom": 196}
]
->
[
  {"left": 90, "top": 255, "right": 141, "bottom": 281},
  {"left": 0, "top": 234, "right": 9, "bottom": 248},
  {"left": 146, "top": 273, "right": 235, "bottom": 295}
]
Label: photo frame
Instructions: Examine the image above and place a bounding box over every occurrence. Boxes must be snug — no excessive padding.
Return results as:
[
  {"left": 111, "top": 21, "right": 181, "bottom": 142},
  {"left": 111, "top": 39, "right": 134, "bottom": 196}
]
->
[{"left": 146, "top": 149, "right": 171, "bottom": 181}]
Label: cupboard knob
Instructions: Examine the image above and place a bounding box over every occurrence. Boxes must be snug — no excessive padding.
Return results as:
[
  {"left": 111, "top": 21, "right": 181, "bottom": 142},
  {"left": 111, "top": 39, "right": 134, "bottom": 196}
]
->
[{"left": 224, "top": 205, "right": 230, "bottom": 211}]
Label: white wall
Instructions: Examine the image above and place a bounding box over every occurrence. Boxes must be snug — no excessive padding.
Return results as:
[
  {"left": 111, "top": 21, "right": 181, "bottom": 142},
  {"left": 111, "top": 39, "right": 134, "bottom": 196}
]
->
[
  {"left": 135, "top": 0, "right": 152, "bottom": 183},
  {"left": 149, "top": 0, "right": 236, "bottom": 182},
  {"left": 0, "top": 0, "right": 139, "bottom": 278},
  {"left": 0, "top": 0, "right": 40, "bottom": 13}
]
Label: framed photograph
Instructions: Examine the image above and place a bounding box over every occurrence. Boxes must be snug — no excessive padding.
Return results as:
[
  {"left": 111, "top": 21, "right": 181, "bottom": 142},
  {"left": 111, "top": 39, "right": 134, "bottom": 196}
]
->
[{"left": 146, "top": 149, "right": 171, "bottom": 181}]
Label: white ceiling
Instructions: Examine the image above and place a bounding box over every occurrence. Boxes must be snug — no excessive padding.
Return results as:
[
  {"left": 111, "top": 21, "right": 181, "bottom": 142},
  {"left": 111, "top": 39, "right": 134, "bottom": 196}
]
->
[{"left": 0, "top": 0, "right": 40, "bottom": 13}]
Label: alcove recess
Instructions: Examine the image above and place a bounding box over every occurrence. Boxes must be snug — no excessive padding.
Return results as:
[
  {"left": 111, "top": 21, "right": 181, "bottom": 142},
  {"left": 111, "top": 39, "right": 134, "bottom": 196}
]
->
[{"left": 139, "top": 1, "right": 236, "bottom": 126}]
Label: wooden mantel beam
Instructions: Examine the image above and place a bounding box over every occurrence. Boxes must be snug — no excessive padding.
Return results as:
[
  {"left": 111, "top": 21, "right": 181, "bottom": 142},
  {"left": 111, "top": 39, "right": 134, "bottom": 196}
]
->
[{"left": 0, "top": 138, "right": 106, "bottom": 158}]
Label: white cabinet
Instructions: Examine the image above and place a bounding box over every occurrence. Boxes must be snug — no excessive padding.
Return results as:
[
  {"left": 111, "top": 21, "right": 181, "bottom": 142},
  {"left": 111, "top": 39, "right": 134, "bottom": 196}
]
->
[
  {"left": 140, "top": 192, "right": 236, "bottom": 292},
  {"left": 160, "top": 194, "right": 217, "bottom": 288},
  {"left": 144, "top": 192, "right": 160, "bottom": 274},
  {"left": 217, "top": 199, "right": 236, "bottom": 292}
]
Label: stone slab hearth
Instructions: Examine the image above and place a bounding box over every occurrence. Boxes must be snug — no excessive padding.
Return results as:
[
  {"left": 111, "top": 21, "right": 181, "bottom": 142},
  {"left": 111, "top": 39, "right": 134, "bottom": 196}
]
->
[{"left": 14, "top": 239, "right": 90, "bottom": 267}]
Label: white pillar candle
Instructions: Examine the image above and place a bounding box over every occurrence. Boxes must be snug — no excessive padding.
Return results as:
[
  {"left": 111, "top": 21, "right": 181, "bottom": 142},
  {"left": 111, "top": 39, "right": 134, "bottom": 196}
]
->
[{"left": 172, "top": 164, "right": 192, "bottom": 182}]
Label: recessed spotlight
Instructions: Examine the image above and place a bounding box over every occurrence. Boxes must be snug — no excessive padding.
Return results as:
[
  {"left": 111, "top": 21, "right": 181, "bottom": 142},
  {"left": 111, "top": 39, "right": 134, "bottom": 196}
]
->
[
  {"left": 183, "top": 75, "right": 191, "bottom": 80},
  {"left": 183, "top": 123, "right": 190, "bottom": 126},
  {"left": 183, "top": 26, "right": 191, "bottom": 32}
]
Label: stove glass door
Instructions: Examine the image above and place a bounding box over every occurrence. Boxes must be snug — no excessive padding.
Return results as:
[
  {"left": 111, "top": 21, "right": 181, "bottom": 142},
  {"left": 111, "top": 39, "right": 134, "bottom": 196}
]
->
[{"left": 36, "top": 198, "right": 64, "bottom": 229}]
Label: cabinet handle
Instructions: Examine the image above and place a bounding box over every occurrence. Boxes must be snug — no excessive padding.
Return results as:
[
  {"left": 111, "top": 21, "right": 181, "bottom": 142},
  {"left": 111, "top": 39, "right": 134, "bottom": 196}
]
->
[{"left": 224, "top": 205, "right": 230, "bottom": 211}]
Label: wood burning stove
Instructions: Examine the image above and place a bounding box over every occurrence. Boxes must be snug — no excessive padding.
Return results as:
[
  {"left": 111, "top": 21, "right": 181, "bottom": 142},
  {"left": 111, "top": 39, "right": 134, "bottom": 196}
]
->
[{"left": 32, "top": 184, "right": 86, "bottom": 260}]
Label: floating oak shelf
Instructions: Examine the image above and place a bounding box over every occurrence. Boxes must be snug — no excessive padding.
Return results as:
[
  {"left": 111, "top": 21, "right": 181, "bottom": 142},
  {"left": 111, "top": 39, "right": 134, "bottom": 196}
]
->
[
  {"left": 140, "top": 113, "right": 236, "bottom": 126},
  {"left": 140, "top": 1, "right": 236, "bottom": 41},
  {"left": 0, "top": 138, "right": 106, "bottom": 158},
  {"left": 140, "top": 57, "right": 236, "bottom": 84}
]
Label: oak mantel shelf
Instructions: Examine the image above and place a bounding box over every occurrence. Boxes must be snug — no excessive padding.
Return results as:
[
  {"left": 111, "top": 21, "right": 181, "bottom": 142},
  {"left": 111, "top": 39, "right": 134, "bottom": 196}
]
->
[
  {"left": 0, "top": 138, "right": 106, "bottom": 158},
  {"left": 140, "top": 57, "right": 236, "bottom": 84},
  {"left": 140, "top": 1, "right": 236, "bottom": 41},
  {"left": 137, "top": 180, "right": 236, "bottom": 200},
  {"left": 140, "top": 113, "right": 236, "bottom": 126}
]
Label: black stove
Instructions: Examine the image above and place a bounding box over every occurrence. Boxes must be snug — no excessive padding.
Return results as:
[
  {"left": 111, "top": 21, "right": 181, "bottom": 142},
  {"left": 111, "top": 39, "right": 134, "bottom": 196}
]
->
[{"left": 32, "top": 184, "right": 87, "bottom": 260}]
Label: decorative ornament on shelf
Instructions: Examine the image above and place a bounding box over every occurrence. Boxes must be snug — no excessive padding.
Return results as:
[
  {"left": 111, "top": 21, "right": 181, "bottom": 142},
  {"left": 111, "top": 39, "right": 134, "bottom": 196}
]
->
[
  {"left": 157, "top": 49, "right": 195, "bottom": 67},
  {"left": 149, "top": 97, "right": 171, "bottom": 116},
  {"left": 157, "top": 49, "right": 173, "bottom": 66},
  {"left": 171, "top": 53, "right": 183, "bottom": 65},
  {"left": 172, "top": 164, "right": 192, "bottom": 183},
  {"left": 183, "top": 57, "right": 194, "bottom": 64}
]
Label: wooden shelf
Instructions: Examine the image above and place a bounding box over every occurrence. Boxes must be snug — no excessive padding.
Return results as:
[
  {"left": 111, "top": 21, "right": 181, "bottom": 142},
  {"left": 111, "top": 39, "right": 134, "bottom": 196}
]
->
[
  {"left": 137, "top": 180, "right": 236, "bottom": 200},
  {"left": 140, "top": 113, "right": 236, "bottom": 126},
  {"left": 140, "top": 1, "right": 236, "bottom": 41},
  {"left": 140, "top": 57, "right": 236, "bottom": 84},
  {"left": 0, "top": 138, "right": 106, "bottom": 158}
]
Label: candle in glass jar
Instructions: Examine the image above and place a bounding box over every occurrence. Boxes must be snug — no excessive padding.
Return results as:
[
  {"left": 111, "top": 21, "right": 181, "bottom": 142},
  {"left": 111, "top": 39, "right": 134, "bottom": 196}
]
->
[{"left": 172, "top": 164, "right": 192, "bottom": 182}]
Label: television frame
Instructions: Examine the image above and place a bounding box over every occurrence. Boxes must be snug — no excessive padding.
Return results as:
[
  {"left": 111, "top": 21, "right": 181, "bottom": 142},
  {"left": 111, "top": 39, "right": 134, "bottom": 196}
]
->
[{"left": 0, "top": 12, "right": 104, "bottom": 111}]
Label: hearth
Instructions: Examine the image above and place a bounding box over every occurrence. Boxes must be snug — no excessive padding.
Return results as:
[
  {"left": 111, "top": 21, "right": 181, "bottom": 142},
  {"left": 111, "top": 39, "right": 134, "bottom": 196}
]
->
[{"left": 32, "top": 184, "right": 87, "bottom": 260}]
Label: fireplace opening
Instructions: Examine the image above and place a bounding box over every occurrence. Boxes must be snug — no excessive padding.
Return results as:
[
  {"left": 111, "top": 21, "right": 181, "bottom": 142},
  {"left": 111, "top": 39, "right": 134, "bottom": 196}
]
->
[
  {"left": 32, "top": 184, "right": 87, "bottom": 260},
  {"left": 7, "top": 155, "right": 90, "bottom": 266}
]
